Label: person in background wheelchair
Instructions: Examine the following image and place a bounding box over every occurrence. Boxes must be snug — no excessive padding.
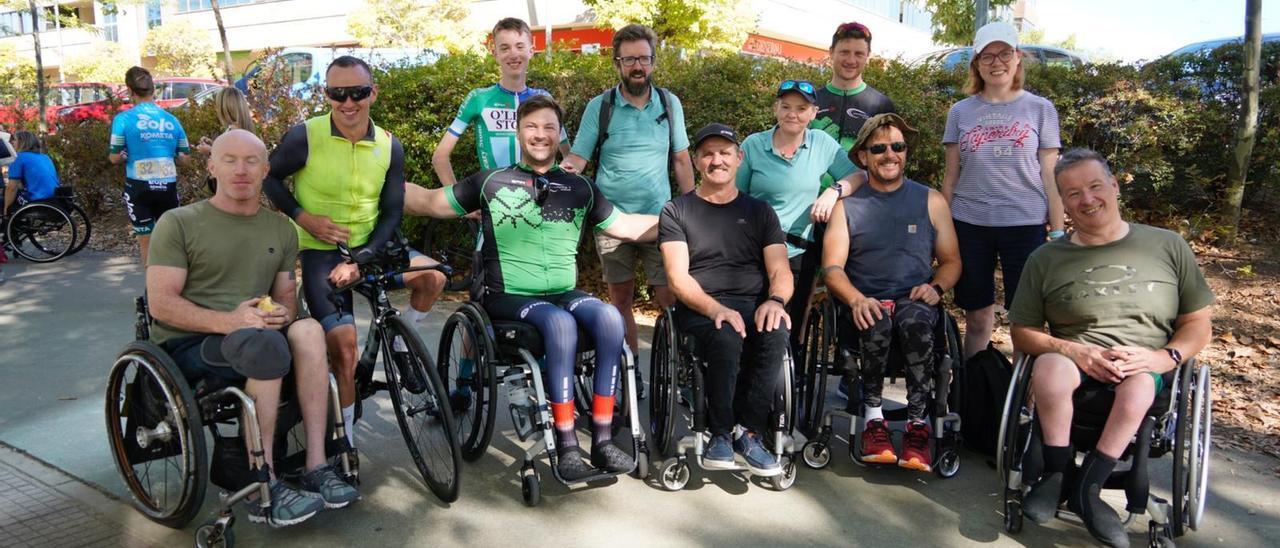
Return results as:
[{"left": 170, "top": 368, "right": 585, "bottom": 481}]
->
[
  {"left": 820, "top": 113, "right": 960, "bottom": 472},
  {"left": 3, "top": 131, "right": 59, "bottom": 219},
  {"left": 1008, "top": 148, "right": 1213, "bottom": 547},
  {"left": 408, "top": 95, "right": 658, "bottom": 481},
  {"left": 147, "top": 130, "right": 357, "bottom": 526},
  {"left": 659, "top": 123, "right": 793, "bottom": 477}
]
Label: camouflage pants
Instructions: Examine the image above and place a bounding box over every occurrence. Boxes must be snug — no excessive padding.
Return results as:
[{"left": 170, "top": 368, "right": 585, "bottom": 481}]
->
[{"left": 857, "top": 298, "right": 936, "bottom": 421}]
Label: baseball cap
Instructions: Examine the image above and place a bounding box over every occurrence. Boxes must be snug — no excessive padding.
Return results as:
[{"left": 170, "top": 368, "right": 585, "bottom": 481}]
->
[
  {"left": 776, "top": 79, "right": 817, "bottom": 104},
  {"left": 200, "top": 327, "right": 292, "bottom": 380},
  {"left": 692, "top": 123, "right": 740, "bottom": 152},
  {"left": 973, "top": 21, "right": 1019, "bottom": 55},
  {"left": 848, "top": 113, "right": 919, "bottom": 169}
]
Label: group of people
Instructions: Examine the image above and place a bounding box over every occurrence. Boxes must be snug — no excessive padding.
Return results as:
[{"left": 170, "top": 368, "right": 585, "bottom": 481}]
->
[{"left": 102, "top": 15, "right": 1212, "bottom": 548}]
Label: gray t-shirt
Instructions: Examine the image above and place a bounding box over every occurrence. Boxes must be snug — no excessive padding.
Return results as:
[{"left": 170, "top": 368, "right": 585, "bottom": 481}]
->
[
  {"left": 1008, "top": 224, "right": 1215, "bottom": 351},
  {"left": 942, "top": 91, "right": 1061, "bottom": 227}
]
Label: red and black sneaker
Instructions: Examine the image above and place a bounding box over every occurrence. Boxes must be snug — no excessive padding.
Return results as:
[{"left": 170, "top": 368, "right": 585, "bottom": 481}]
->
[
  {"left": 899, "top": 420, "right": 932, "bottom": 472},
  {"left": 859, "top": 419, "right": 897, "bottom": 464}
]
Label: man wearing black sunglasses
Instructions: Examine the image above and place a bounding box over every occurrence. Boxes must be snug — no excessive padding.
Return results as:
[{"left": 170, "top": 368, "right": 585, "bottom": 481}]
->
[
  {"left": 813, "top": 21, "right": 896, "bottom": 184},
  {"left": 264, "top": 55, "right": 446, "bottom": 451},
  {"left": 822, "top": 113, "right": 961, "bottom": 473}
]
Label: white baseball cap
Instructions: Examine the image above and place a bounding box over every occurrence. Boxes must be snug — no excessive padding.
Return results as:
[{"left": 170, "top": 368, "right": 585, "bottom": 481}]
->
[{"left": 973, "top": 21, "right": 1019, "bottom": 54}]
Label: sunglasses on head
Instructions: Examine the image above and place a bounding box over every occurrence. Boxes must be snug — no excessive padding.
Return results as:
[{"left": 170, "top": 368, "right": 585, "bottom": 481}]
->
[
  {"left": 835, "top": 22, "right": 871, "bottom": 40},
  {"left": 867, "top": 141, "right": 907, "bottom": 154},
  {"left": 533, "top": 176, "right": 550, "bottom": 205},
  {"left": 778, "top": 80, "right": 815, "bottom": 95},
  {"left": 325, "top": 85, "right": 373, "bottom": 103}
]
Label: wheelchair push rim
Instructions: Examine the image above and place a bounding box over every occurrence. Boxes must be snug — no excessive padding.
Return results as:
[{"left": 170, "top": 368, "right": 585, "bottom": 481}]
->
[
  {"left": 438, "top": 304, "right": 496, "bottom": 462},
  {"left": 6, "top": 202, "right": 77, "bottom": 263}
]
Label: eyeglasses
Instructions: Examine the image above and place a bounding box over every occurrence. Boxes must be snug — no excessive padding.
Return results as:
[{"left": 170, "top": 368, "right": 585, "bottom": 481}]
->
[
  {"left": 778, "top": 80, "right": 816, "bottom": 95},
  {"left": 533, "top": 176, "right": 550, "bottom": 205},
  {"left": 325, "top": 85, "right": 373, "bottom": 103},
  {"left": 615, "top": 55, "right": 654, "bottom": 67},
  {"left": 835, "top": 22, "right": 872, "bottom": 40},
  {"left": 978, "top": 49, "right": 1017, "bottom": 66},
  {"left": 867, "top": 141, "right": 907, "bottom": 154}
]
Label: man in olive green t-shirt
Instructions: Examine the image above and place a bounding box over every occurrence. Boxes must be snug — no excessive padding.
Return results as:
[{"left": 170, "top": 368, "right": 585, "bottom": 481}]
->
[
  {"left": 147, "top": 130, "right": 357, "bottom": 525},
  {"left": 1007, "top": 149, "right": 1213, "bottom": 547}
]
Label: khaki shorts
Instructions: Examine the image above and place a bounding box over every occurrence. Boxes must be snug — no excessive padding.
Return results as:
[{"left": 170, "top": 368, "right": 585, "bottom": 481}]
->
[{"left": 595, "top": 232, "right": 667, "bottom": 286}]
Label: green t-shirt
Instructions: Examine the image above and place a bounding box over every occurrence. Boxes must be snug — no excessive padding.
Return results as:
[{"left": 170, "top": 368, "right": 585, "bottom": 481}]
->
[
  {"left": 1008, "top": 223, "right": 1215, "bottom": 350},
  {"left": 447, "top": 84, "right": 569, "bottom": 171},
  {"left": 147, "top": 201, "right": 300, "bottom": 344}
]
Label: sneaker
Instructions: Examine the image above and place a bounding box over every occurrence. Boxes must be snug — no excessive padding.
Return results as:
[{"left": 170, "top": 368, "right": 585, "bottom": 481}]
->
[
  {"left": 244, "top": 480, "right": 323, "bottom": 527},
  {"left": 836, "top": 376, "right": 850, "bottom": 401},
  {"left": 300, "top": 464, "right": 360, "bottom": 509},
  {"left": 390, "top": 348, "right": 427, "bottom": 394},
  {"left": 859, "top": 419, "right": 897, "bottom": 464},
  {"left": 703, "top": 434, "right": 735, "bottom": 470},
  {"left": 556, "top": 448, "right": 597, "bottom": 482},
  {"left": 733, "top": 431, "right": 782, "bottom": 477},
  {"left": 898, "top": 421, "right": 932, "bottom": 472},
  {"left": 590, "top": 440, "right": 634, "bottom": 473}
]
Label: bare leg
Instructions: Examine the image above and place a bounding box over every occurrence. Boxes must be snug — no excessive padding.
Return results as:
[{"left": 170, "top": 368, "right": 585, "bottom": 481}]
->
[
  {"left": 963, "top": 304, "right": 996, "bottom": 358},
  {"left": 1095, "top": 374, "right": 1156, "bottom": 459},
  {"left": 608, "top": 279, "right": 639, "bottom": 353},
  {"left": 1031, "top": 353, "right": 1081, "bottom": 447},
  {"left": 289, "top": 319, "right": 331, "bottom": 471},
  {"left": 405, "top": 255, "right": 446, "bottom": 313},
  {"left": 243, "top": 377, "right": 282, "bottom": 478},
  {"left": 327, "top": 325, "right": 359, "bottom": 408},
  {"left": 137, "top": 234, "right": 150, "bottom": 266}
]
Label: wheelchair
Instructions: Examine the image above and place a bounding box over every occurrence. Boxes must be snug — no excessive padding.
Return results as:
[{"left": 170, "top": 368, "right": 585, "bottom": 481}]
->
[
  {"left": 106, "top": 297, "right": 353, "bottom": 547},
  {"left": 647, "top": 306, "right": 803, "bottom": 492},
  {"left": 2, "top": 185, "right": 88, "bottom": 263},
  {"left": 798, "top": 293, "right": 964, "bottom": 478},
  {"left": 437, "top": 293, "right": 649, "bottom": 507},
  {"left": 996, "top": 355, "right": 1212, "bottom": 546}
]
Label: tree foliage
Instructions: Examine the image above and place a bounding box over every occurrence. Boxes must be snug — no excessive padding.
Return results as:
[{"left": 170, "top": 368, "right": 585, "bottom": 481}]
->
[
  {"left": 923, "top": 0, "right": 1016, "bottom": 46},
  {"left": 347, "top": 0, "right": 482, "bottom": 54},
  {"left": 584, "top": 0, "right": 757, "bottom": 52},
  {"left": 143, "top": 19, "right": 218, "bottom": 78},
  {"left": 62, "top": 42, "right": 132, "bottom": 83},
  {"left": 0, "top": 42, "right": 36, "bottom": 103}
]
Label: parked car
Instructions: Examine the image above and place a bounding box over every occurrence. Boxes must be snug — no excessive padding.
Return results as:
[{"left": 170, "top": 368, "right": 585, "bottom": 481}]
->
[
  {"left": 1164, "top": 32, "right": 1280, "bottom": 58},
  {"left": 234, "top": 47, "right": 438, "bottom": 98},
  {"left": 0, "top": 82, "right": 123, "bottom": 130},
  {"left": 56, "top": 77, "right": 224, "bottom": 126},
  {"left": 911, "top": 44, "right": 1088, "bottom": 70}
]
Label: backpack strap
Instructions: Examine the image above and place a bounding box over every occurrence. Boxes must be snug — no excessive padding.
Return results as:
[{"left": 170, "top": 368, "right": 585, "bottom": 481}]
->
[
  {"left": 590, "top": 87, "right": 617, "bottom": 166},
  {"left": 654, "top": 86, "right": 677, "bottom": 172}
]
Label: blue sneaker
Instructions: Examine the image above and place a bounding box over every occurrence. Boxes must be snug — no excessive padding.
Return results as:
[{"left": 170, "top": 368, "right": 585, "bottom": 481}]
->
[
  {"left": 703, "top": 434, "right": 735, "bottom": 470},
  {"left": 733, "top": 431, "right": 782, "bottom": 477}
]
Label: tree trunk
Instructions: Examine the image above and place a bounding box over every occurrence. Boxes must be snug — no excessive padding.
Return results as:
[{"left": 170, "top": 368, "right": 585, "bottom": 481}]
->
[
  {"left": 29, "top": 0, "right": 46, "bottom": 135},
  {"left": 1221, "top": 0, "right": 1262, "bottom": 244},
  {"left": 210, "top": 0, "right": 235, "bottom": 82}
]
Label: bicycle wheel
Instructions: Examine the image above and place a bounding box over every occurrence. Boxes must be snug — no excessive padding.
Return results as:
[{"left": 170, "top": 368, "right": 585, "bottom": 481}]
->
[
  {"left": 105, "top": 342, "right": 207, "bottom": 528},
  {"left": 383, "top": 315, "right": 462, "bottom": 502},
  {"left": 66, "top": 202, "right": 92, "bottom": 255},
  {"left": 7, "top": 202, "right": 76, "bottom": 263},
  {"left": 437, "top": 305, "right": 496, "bottom": 461},
  {"left": 801, "top": 298, "right": 833, "bottom": 435}
]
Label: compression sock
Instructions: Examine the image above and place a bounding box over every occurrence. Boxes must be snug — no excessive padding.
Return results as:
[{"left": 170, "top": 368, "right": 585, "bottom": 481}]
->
[
  {"left": 342, "top": 405, "right": 355, "bottom": 446},
  {"left": 551, "top": 401, "right": 578, "bottom": 451},
  {"left": 591, "top": 395, "right": 615, "bottom": 446},
  {"left": 1024, "top": 444, "right": 1072, "bottom": 523},
  {"left": 863, "top": 405, "right": 884, "bottom": 427}
]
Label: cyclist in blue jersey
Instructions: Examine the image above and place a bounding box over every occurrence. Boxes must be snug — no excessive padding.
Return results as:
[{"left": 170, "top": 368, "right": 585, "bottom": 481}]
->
[{"left": 109, "top": 66, "right": 191, "bottom": 265}]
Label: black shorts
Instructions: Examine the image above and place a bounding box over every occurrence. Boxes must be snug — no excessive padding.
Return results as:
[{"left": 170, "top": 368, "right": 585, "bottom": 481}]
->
[
  {"left": 162, "top": 335, "right": 247, "bottom": 384},
  {"left": 123, "top": 178, "right": 179, "bottom": 235},
  {"left": 301, "top": 247, "right": 426, "bottom": 332},
  {"left": 952, "top": 220, "right": 1045, "bottom": 311}
]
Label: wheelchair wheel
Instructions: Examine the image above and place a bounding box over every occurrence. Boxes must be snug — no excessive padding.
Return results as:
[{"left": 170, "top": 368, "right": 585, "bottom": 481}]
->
[
  {"left": 648, "top": 312, "right": 679, "bottom": 457},
  {"left": 104, "top": 342, "right": 207, "bottom": 528},
  {"left": 6, "top": 202, "right": 77, "bottom": 263},
  {"left": 65, "top": 201, "right": 91, "bottom": 255},
  {"left": 383, "top": 315, "right": 462, "bottom": 503},
  {"left": 801, "top": 298, "right": 834, "bottom": 435},
  {"left": 658, "top": 458, "right": 690, "bottom": 491},
  {"left": 997, "top": 355, "right": 1036, "bottom": 490},
  {"left": 770, "top": 457, "right": 798, "bottom": 491},
  {"left": 195, "top": 519, "right": 234, "bottom": 548},
  {"left": 1173, "top": 362, "right": 1212, "bottom": 536},
  {"left": 438, "top": 305, "right": 496, "bottom": 462},
  {"left": 420, "top": 218, "right": 477, "bottom": 293}
]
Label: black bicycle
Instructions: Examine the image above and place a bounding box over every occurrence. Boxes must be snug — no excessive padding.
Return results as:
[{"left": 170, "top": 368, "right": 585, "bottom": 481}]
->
[{"left": 327, "top": 239, "right": 463, "bottom": 503}]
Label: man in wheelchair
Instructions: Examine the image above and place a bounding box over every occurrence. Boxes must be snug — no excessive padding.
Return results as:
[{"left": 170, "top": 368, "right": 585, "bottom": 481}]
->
[
  {"left": 1008, "top": 148, "right": 1213, "bottom": 547},
  {"left": 409, "top": 95, "right": 659, "bottom": 481},
  {"left": 659, "top": 123, "right": 793, "bottom": 477},
  {"left": 147, "top": 130, "right": 357, "bottom": 526},
  {"left": 820, "top": 113, "right": 960, "bottom": 472}
]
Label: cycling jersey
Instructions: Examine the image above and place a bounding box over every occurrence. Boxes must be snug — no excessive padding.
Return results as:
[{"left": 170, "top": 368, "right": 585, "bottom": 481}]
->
[
  {"left": 448, "top": 164, "right": 618, "bottom": 296},
  {"left": 109, "top": 102, "right": 190, "bottom": 184},
  {"left": 811, "top": 82, "right": 896, "bottom": 152},
  {"left": 448, "top": 84, "right": 569, "bottom": 170}
]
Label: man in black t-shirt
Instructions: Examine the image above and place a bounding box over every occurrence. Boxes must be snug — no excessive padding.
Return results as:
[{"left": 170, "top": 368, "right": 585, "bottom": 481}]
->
[{"left": 659, "top": 123, "right": 793, "bottom": 477}]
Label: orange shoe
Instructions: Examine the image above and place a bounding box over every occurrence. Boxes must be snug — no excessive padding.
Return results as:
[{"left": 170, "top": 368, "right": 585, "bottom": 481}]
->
[
  {"left": 859, "top": 419, "right": 897, "bottom": 464},
  {"left": 898, "top": 421, "right": 932, "bottom": 472}
]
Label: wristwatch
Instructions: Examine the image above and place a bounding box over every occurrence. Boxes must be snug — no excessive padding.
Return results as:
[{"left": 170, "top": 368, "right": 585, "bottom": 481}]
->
[
  {"left": 830, "top": 181, "right": 844, "bottom": 196},
  {"left": 768, "top": 295, "right": 786, "bottom": 306},
  {"left": 931, "top": 283, "right": 945, "bottom": 297},
  {"left": 1163, "top": 347, "right": 1183, "bottom": 367}
]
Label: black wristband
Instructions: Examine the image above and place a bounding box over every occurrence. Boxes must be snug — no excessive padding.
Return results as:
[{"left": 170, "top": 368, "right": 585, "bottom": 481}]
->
[
  {"left": 768, "top": 295, "right": 786, "bottom": 306},
  {"left": 931, "top": 283, "right": 945, "bottom": 296},
  {"left": 1163, "top": 347, "right": 1183, "bottom": 367}
]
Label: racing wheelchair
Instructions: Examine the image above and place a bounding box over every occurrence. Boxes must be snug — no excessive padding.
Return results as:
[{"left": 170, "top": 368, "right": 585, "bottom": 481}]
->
[
  {"left": 996, "top": 355, "right": 1212, "bottom": 546},
  {"left": 647, "top": 306, "right": 803, "bottom": 492},
  {"left": 798, "top": 292, "right": 964, "bottom": 478},
  {"left": 106, "top": 298, "right": 353, "bottom": 547}
]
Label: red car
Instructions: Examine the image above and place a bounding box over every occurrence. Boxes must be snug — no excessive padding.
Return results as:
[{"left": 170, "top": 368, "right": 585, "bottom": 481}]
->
[
  {"left": 0, "top": 82, "right": 123, "bottom": 130},
  {"left": 56, "top": 77, "right": 225, "bottom": 127}
]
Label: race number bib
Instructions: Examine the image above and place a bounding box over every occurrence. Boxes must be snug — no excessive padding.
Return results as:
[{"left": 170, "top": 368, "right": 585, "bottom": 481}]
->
[{"left": 133, "top": 157, "right": 177, "bottom": 181}]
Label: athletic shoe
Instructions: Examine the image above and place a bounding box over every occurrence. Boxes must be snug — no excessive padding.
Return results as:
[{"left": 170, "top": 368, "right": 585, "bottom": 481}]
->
[
  {"left": 556, "top": 448, "right": 597, "bottom": 482},
  {"left": 390, "top": 347, "right": 427, "bottom": 394},
  {"left": 244, "top": 480, "right": 323, "bottom": 527},
  {"left": 702, "top": 434, "right": 735, "bottom": 470},
  {"left": 898, "top": 420, "right": 932, "bottom": 472},
  {"left": 300, "top": 464, "right": 360, "bottom": 509},
  {"left": 590, "top": 440, "right": 634, "bottom": 473},
  {"left": 733, "top": 431, "right": 782, "bottom": 477},
  {"left": 859, "top": 419, "right": 897, "bottom": 464},
  {"left": 1023, "top": 472, "right": 1065, "bottom": 524},
  {"left": 836, "top": 376, "right": 850, "bottom": 401}
]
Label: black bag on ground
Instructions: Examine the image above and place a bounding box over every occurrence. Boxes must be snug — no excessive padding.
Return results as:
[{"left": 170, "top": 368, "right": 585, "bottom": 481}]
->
[{"left": 960, "top": 342, "right": 1013, "bottom": 456}]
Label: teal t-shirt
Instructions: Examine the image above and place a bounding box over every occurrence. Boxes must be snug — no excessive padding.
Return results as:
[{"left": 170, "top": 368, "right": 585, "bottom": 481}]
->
[
  {"left": 1008, "top": 223, "right": 1215, "bottom": 351},
  {"left": 736, "top": 127, "right": 858, "bottom": 257},
  {"left": 569, "top": 86, "right": 690, "bottom": 215}
]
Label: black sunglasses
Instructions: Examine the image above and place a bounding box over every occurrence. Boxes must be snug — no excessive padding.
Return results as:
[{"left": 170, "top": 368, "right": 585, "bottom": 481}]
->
[
  {"left": 533, "top": 176, "right": 550, "bottom": 205},
  {"left": 325, "top": 85, "right": 373, "bottom": 103},
  {"left": 867, "top": 141, "right": 907, "bottom": 154}
]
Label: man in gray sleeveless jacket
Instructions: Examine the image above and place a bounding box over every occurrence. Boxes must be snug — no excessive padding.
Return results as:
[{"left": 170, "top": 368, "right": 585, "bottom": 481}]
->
[{"left": 821, "top": 113, "right": 961, "bottom": 472}]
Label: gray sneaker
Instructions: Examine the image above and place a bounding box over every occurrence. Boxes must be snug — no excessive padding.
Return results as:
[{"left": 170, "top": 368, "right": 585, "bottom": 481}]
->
[
  {"left": 244, "top": 480, "right": 323, "bottom": 527},
  {"left": 300, "top": 464, "right": 360, "bottom": 508}
]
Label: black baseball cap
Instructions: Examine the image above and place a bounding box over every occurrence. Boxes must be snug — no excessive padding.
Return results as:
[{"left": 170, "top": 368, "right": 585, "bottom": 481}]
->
[
  {"left": 200, "top": 327, "right": 292, "bottom": 380},
  {"left": 692, "top": 123, "right": 740, "bottom": 152}
]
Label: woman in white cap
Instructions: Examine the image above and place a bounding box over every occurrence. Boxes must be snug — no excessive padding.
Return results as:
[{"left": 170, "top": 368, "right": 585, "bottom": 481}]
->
[{"left": 941, "top": 21, "right": 1064, "bottom": 357}]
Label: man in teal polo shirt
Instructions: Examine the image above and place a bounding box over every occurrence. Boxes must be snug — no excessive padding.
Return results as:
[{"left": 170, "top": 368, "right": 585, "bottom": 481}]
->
[{"left": 561, "top": 23, "right": 694, "bottom": 359}]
